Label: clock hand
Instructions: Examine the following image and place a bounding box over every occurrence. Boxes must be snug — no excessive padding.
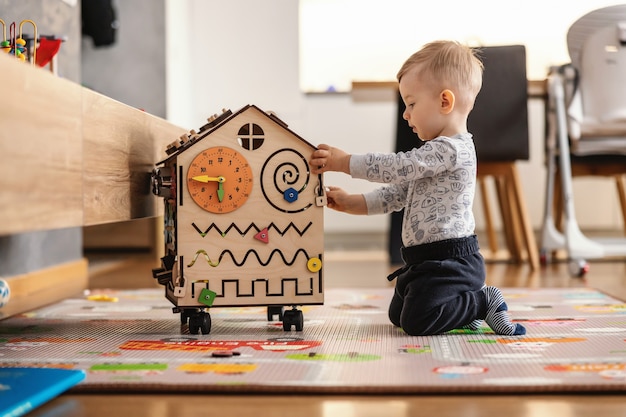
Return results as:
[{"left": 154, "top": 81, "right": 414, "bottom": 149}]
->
[
  {"left": 190, "top": 175, "right": 226, "bottom": 202},
  {"left": 191, "top": 175, "right": 226, "bottom": 183},
  {"left": 217, "top": 182, "right": 225, "bottom": 202}
]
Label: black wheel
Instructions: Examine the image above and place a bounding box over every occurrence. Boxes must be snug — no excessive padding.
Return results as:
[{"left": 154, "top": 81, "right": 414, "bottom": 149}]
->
[
  {"left": 180, "top": 310, "right": 190, "bottom": 325},
  {"left": 189, "top": 314, "right": 201, "bottom": 335},
  {"left": 199, "top": 312, "right": 211, "bottom": 335},
  {"left": 188, "top": 312, "right": 211, "bottom": 335},
  {"left": 267, "top": 306, "right": 284, "bottom": 321},
  {"left": 282, "top": 309, "right": 304, "bottom": 331},
  {"left": 282, "top": 311, "right": 292, "bottom": 331},
  {"left": 293, "top": 310, "right": 304, "bottom": 331}
]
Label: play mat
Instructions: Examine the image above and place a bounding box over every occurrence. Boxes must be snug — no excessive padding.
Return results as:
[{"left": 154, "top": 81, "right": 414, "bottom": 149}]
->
[{"left": 1, "top": 287, "right": 625, "bottom": 393}]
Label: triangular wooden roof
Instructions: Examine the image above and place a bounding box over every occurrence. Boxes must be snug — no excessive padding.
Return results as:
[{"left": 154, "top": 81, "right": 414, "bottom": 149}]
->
[{"left": 158, "top": 104, "right": 316, "bottom": 165}]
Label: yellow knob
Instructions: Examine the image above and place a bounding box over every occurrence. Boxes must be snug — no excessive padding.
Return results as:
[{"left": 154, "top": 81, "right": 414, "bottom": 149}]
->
[{"left": 307, "top": 257, "right": 322, "bottom": 272}]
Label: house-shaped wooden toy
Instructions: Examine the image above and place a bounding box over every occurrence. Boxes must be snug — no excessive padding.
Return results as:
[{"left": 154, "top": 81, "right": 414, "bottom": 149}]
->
[{"left": 151, "top": 105, "right": 326, "bottom": 334}]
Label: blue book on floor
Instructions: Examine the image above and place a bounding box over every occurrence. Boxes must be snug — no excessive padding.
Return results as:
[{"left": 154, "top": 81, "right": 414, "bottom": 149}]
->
[{"left": 0, "top": 367, "right": 85, "bottom": 417}]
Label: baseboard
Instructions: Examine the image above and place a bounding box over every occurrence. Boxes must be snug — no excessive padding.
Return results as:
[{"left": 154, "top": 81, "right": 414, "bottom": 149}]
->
[{"left": 0, "top": 258, "right": 89, "bottom": 319}]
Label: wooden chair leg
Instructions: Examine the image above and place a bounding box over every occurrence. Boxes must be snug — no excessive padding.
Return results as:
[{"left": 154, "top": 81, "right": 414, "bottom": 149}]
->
[
  {"left": 503, "top": 174, "right": 526, "bottom": 263},
  {"left": 478, "top": 177, "right": 499, "bottom": 254},
  {"left": 477, "top": 162, "right": 538, "bottom": 270},
  {"left": 506, "top": 163, "right": 540, "bottom": 270},
  {"left": 496, "top": 175, "right": 522, "bottom": 262},
  {"left": 615, "top": 174, "right": 626, "bottom": 235}
]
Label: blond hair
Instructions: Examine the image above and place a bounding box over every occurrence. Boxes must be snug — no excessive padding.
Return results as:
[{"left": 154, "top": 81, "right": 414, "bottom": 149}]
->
[{"left": 397, "top": 40, "right": 484, "bottom": 111}]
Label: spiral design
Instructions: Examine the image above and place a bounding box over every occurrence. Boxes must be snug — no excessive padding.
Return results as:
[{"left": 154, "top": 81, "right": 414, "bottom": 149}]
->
[{"left": 261, "top": 149, "right": 312, "bottom": 213}]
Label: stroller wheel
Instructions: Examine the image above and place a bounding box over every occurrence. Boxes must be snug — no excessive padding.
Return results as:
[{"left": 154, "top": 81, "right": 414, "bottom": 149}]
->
[{"left": 568, "top": 259, "right": 589, "bottom": 278}]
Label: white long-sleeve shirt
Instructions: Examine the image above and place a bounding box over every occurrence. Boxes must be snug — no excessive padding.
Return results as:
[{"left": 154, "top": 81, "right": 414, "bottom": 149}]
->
[{"left": 349, "top": 133, "right": 477, "bottom": 247}]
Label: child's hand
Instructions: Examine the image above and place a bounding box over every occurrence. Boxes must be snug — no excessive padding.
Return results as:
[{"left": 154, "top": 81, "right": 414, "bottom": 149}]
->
[
  {"left": 309, "top": 144, "right": 351, "bottom": 175},
  {"left": 325, "top": 186, "right": 367, "bottom": 215}
]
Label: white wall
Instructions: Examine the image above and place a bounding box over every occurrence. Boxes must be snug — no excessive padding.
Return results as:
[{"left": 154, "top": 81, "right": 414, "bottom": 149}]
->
[
  {"left": 166, "top": 0, "right": 623, "bottom": 234},
  {"left": 83, "top": 0, "right": 166, "bottom": 117},
  {"left": 298, "top": 0, "right": 625, "bottom": 92}
]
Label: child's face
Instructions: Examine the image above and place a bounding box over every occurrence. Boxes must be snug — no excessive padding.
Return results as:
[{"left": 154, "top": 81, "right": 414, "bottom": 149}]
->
[{"left": 399, "top": 69, "right": 446, "bottom": 141}]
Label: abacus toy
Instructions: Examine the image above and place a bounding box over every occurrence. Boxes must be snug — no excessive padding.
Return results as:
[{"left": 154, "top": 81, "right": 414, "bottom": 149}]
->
[{"left": 0, "top": 19, "right": 37, "bottom": 65}]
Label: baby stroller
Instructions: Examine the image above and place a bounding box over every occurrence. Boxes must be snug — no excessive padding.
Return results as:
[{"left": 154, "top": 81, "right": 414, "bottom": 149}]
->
[{"left": 541, "top": 5, "right": 626, "bottom": 276}]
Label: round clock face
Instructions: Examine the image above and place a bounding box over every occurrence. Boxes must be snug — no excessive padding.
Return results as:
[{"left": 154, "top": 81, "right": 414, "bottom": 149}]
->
[{"left": 186, "top": 147, "right": 253, "bottom": 213}]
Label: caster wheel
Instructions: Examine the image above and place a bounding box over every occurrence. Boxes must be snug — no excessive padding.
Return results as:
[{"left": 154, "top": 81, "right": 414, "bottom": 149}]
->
[
  {"left": 189, "top": 312, "right": 212, "bottom": 334},
  {"left": 282, "top": 309, "right": 304, "bottom": 331},
  {"left": 199, "top": 312, "right": 211, "bottom": 334},
  {"left": 180, "top": 310, "right": 190, "bottom": 325},
  {"left": 267, "top": 306, "right": 284, "bottom": 321},
  {"left": 568, "top": 259, "right": 589, "bottom": 278},
  {"left": 188, "top": 314, "right": 201, "bottom": 334}
]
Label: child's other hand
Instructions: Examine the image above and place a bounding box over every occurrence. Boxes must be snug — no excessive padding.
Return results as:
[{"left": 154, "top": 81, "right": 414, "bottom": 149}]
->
[
  {"left": 325, "top": 186, "right": 367, "bottom": 215},
  {"left": 309, "top": 144, "right": 350, "bottom": 175}
]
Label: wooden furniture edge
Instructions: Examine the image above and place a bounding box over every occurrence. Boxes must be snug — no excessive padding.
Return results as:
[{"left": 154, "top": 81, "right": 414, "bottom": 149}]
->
[
  {"left": 0, "top": 54, "right": 83, "bottom": 234},
  {"left": 82, "top": 88, "right": 187, "bottom": 225},
  {"left": 0, "top": 53, "right": 187, "bottom": 234}
]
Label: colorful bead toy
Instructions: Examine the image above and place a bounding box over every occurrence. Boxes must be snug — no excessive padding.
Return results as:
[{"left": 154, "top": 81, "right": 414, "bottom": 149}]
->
[{"left": 0, "top": 19, "right": 37, "bottom": 65}]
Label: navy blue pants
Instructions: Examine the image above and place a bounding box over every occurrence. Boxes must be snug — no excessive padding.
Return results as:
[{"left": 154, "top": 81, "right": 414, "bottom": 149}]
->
[{"left": 387, "top": 235, "right": 487, "bottom": 336}]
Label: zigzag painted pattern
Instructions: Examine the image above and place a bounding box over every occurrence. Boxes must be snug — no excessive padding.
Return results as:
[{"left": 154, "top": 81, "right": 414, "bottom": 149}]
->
[{"left": 191, "top": 221, "right": 313, "bottom": 237}]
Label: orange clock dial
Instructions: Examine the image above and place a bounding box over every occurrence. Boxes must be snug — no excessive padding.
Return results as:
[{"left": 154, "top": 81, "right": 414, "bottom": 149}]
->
[{"left": 186, "top": 147, "right": 253, "bottom": 213}]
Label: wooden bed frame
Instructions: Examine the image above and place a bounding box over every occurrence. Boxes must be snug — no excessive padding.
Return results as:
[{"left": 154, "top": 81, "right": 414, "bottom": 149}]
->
[{"left": 0, "top": 53, "right": 186, "bottom": 318}]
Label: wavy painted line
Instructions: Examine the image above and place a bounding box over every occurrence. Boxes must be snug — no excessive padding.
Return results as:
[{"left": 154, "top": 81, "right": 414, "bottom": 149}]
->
[
  {"left": 191, "top": 221, "right": 312, "bottom": 238},
  {"left": 187, "top": 248, "right": 312, "bottom": 268},
  {"left": 187, "top": 249, "right": 220, "bottom": 267}
]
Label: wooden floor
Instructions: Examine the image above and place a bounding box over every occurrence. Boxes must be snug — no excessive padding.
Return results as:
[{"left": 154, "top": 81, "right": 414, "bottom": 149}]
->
[{"left": 31, "top": 241, "right": 626, "bottom": 417}]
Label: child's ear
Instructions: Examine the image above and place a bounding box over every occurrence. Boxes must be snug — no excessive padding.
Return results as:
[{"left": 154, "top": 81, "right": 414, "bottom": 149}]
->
[{"left": 440, "top": 89, "right": 455, "bottom": 114}]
